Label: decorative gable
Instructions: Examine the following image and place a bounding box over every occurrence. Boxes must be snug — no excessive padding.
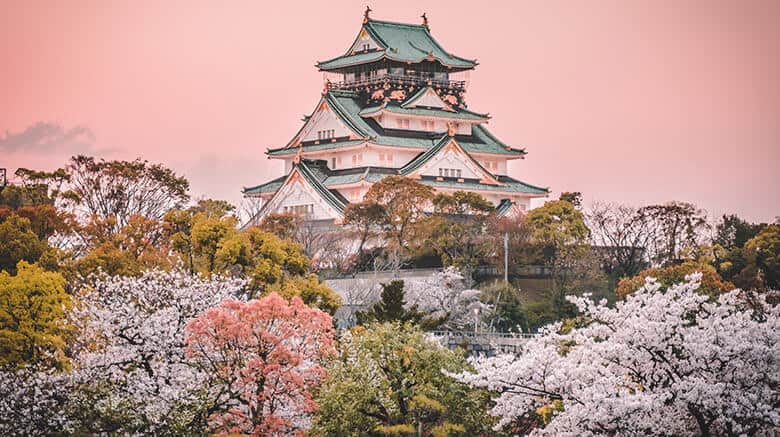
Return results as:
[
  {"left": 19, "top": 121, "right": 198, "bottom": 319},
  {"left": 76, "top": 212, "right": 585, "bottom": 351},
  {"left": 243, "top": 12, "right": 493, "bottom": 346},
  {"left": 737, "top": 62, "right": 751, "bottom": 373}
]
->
[
  {"left": 292, "top": 98, "right": 363, "bottom": 146},
  {"left": 404, "top": 137, "right": 502, "bottom": 185},
  {"left": 347, "top": 27, "right": 383, "bottom": 55},
  {"left": 259, "top": 167, "right": 343, "bottom": 222},
  {"left": 402, "top": 87, "right": 454, "bottom": 111}
]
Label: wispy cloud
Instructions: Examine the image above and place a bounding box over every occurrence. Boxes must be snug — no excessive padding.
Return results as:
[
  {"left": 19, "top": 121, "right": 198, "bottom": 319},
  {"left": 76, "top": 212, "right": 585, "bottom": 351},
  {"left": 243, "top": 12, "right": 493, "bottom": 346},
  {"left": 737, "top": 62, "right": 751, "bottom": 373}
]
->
[{"left": 0, "top": 122, "right": 96, "bottom": 154}]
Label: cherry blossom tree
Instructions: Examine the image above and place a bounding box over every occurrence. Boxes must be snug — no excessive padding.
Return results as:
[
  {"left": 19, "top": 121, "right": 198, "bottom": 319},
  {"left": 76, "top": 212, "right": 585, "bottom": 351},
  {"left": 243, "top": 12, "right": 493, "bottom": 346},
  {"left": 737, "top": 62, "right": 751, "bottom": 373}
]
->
[
  {"left": 185, "top": 292, "right": 336, "bottom": 436},
  {"left": 68, "top": 269, "right": 247, "bottom": 434},
  {"left": 453, "top": 274, "right": 780, "bottom": 436},
  {"left": 404, "top": 267, "right": 486, "bottom": 331}
]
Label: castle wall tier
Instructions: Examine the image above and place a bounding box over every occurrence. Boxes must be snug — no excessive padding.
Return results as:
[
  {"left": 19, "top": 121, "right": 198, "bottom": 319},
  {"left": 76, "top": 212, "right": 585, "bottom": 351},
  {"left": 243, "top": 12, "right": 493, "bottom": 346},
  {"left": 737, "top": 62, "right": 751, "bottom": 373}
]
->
[{"left": 243, "top": 14, "right": 548, "bottom": 225}]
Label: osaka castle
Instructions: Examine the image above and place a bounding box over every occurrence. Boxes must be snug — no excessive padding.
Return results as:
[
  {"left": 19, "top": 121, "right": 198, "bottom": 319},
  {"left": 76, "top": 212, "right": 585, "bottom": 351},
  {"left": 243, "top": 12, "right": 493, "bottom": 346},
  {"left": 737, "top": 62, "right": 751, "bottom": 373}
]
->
[{"left": 244, "top": 9, "right": 548, "bottom": 224}]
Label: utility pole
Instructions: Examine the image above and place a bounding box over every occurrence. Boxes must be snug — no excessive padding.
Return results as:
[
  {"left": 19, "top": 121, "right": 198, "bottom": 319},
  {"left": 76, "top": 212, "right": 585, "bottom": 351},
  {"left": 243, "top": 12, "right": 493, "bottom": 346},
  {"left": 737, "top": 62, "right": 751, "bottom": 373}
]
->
[{"left": 503, "top": 231, "right": 509, "bottom": 284}]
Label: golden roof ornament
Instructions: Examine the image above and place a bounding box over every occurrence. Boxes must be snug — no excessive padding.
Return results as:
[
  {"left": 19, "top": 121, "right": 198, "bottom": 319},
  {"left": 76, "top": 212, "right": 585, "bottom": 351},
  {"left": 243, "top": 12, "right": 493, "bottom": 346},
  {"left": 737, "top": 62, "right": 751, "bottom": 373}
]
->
[
  {"left": 363, "top": 6, "right": 372, "bottom": 23},
  {"left": 447, "top": 121, "right": 456, "bottom": 137},
  {"left": 421, "top": 13, "right": 429, "bottom": 29},
  {"left": 294, "top": 143, "right": 303, "bottom": 164}
]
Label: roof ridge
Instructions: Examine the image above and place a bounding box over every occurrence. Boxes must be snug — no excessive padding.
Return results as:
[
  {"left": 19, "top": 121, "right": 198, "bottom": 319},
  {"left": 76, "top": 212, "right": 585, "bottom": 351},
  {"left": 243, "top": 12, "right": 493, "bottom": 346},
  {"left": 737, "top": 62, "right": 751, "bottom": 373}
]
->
[
  {"left": 367, "top": 18, "right": 427, "bottom": 29},
  {"left": 499, "top": 175, "right": 550, "bottom": 193}
]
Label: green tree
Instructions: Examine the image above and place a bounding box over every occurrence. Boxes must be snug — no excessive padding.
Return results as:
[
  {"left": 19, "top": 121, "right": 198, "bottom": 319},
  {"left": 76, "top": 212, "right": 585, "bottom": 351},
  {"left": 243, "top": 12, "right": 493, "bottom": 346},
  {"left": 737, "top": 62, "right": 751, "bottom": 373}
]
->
[
  {"left": 258, "top": 212, "right": 302, "bottom": 241},
  {"left": 312, "top": 322, "right": 497, "bottom": 436},
  {"left": 0, "top": 214, "right": 55, "bottom": 274},
  {"left": 342, "top": 201, "right": 385, "bottom": 265},
  {"left": 527, "top": 200, "right": 602, "bottom": 318},
  {"left": 740, "top": 224, "right": 780, "bottom": 290},
  {"left": 164, "top": 201, "right": 341, "bottom": 313},
  {"left": 0, "top": 261, "right": 70, "bottom": 369},
  {"left": 558, "top": 191, "right": 582, "bottom": 208},
  {"left": 426, "top": 191, "right": 494, "bottom": 281},
  {"left": 356, "top": 280, "right": 430, "bottom": 327},
  {"left": 164, "top": 199, "right": 239, "bottom": 275},
  {"left": 362, "top": 176, "right": 435, "bottom": 268}
]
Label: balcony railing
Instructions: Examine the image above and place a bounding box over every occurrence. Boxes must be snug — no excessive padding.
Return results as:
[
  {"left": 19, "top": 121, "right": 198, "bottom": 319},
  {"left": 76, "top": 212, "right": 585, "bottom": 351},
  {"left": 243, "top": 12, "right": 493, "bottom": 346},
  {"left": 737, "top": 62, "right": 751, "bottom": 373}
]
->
[{"left": 328, "top": 73, "right": 466, "bottom": 92}]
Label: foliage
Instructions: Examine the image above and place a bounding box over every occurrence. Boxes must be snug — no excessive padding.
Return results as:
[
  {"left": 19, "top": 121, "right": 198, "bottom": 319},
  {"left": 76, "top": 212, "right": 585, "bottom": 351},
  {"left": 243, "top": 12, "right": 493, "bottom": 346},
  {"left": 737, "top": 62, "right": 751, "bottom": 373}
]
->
[
  {"left": 526, "top": 199, "right": 589, "bottom": 248},
  {"left": 486, "top": 214, "right": 544, "bottom": 278},
  {"left": 63, "top": 155, "right": 190, "bottom": 234},
  {"left": 0, "top": 262, "right": 70, "bottom": 370},
  {"left": 312, "top": 322, "right": 497, "bottom": 436},
  {"left": 356, "top": 280, "right": 431, "bottom": 328},
  {"left": 186, "top": 293, "right": 336, "bottom": 436},
  {"left": 558, "top": 191, "right": 582, "bottom": 208},
  {"left": 258, "top": 212, "right": 302, "bottom": 241},
  {"left": 454, "top": 274, "right": 780, "bottom": 436},
  {"left": 342, "top": 201, "right": 385, "bottom": 265},
  {"left": 66, "top": 269, "right": 246, "bottom": 435},
  {"left": 616, "top": 260, "right": 734, "bottom": 299},
  {"left": 741, "top": 224, "right": 780, "bottom": 290},
  {"left": 0, "top": 214, "right": 55, "bottom": 274},
  {"left": 424, "top": 191, "right": 494, "bottom": 279},
  {"left": 527, "top": 199, "right": 605, "bottom": 318},
  {"left": 361, "top": 176, "right": 435, "bottom": 267},
  {"left": 715, "top": 214, "right": 765, "bottom": 249},
  {"left": 478, "top": 282, "right": 529, "bottom": 333},
  {"left": 164, "top": 205, "right": 340, "bottom": 312},
  {"left": 73, "top": 214, "right": 173, "bottom": 277}
]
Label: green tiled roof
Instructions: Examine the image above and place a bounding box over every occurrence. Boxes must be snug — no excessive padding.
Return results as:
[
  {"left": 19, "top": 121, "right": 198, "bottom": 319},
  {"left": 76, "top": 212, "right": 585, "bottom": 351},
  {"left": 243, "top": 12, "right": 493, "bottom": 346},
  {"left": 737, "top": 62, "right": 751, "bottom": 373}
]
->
[
  {"left": 360, "top": 103, "right": 489, "bottom": 121},
  {"left": 318, "top": 19, "right": 477, "bottom": 71},
  {"left": 420, "top": 176, "right": 549, "bottom": 195},
  {"left": 268, "top": 140, "right": 365, "bottom": 157},
  {"left": 268, "top": 91, "right": 524, "bottom": 157},
  {"left": 243, "top": 176, "right": 286, "bottom": 195}
]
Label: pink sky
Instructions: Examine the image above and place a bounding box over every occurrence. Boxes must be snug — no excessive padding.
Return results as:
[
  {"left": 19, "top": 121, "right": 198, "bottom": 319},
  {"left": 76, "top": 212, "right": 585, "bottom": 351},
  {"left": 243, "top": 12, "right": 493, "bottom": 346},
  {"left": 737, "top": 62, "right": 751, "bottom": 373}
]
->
[{"left": 2, "top": 0, "right": 779, "bottom": 222}]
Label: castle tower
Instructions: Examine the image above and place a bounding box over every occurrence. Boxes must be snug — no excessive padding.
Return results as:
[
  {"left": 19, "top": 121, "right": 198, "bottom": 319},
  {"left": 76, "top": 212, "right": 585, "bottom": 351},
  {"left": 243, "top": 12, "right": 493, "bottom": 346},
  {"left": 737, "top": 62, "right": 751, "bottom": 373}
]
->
[{"left": 243, "top": 10, "right": 548, "bottom": 224}]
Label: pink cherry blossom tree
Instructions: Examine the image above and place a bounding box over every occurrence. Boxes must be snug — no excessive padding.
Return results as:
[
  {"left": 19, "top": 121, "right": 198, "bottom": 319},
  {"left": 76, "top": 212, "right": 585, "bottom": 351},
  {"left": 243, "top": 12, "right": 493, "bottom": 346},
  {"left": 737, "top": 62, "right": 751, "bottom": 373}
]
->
[
  {"left": 185, "top": 292, "right": 336, "bottom": 436},
  {"left": 452, "top": 274, "right": 780, "bottom": 436}
]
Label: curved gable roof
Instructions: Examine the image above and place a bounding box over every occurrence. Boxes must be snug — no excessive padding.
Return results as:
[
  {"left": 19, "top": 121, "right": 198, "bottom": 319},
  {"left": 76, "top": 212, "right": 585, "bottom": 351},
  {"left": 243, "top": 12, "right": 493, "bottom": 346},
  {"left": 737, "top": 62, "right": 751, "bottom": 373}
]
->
[{"left": 318, "top": 19, "right": 477, "bottom": 71}]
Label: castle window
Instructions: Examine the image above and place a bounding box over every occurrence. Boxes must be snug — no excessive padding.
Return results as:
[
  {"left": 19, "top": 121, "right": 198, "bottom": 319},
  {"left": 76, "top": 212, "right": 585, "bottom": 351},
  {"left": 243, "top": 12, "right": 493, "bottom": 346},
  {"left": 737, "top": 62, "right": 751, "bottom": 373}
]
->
[
  {"left": 423, "top": 120, "right": 435, "bottom": 131},
  {"left": 387, "top": 152, "right": 393, "bottom": 163},
  {"left": 456, "top": 169, "right": 462, "bottom": 178},
  {"left": 332, "top": 157, "right": 336, "bottom": 169},
  {"left": 379, "top": 152, "right": 385, "bottom": 162},
  {"left": 396, "top": 119, "right": 410, "bottom": 129},
  {"left": 317, "top": 129, "right": 335, "bottom": 140},
  {"left": 352, "top": 154, "right": 357, "bottom": 166},
  {"left": 362, "top": 43, "right": 370, "bottom": 52}
]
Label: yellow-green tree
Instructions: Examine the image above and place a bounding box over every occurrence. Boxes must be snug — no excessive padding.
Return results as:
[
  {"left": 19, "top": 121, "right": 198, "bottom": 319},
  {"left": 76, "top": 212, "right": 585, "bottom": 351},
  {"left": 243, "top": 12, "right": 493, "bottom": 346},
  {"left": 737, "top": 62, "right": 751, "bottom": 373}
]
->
[
  {"left": 0, "top": 214, "right": 57, "bottom": 274},
  {"left": 312, "top": 322, "right": 497, "bottom": 436},
  {"left": 616, "top": 261, "right": 734, "bottom": 299},
  {"left": 426, "top": 191, "right": 495, "bottom": 281},
  {"left": 527, "top": 199, "right": 601, "bottom": 317},
  {"left": 165, "top": 203, "right": 341, "bottom": 313},
  {"left": 0, "top": 261, "right": 71, "bottom": 369}
]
